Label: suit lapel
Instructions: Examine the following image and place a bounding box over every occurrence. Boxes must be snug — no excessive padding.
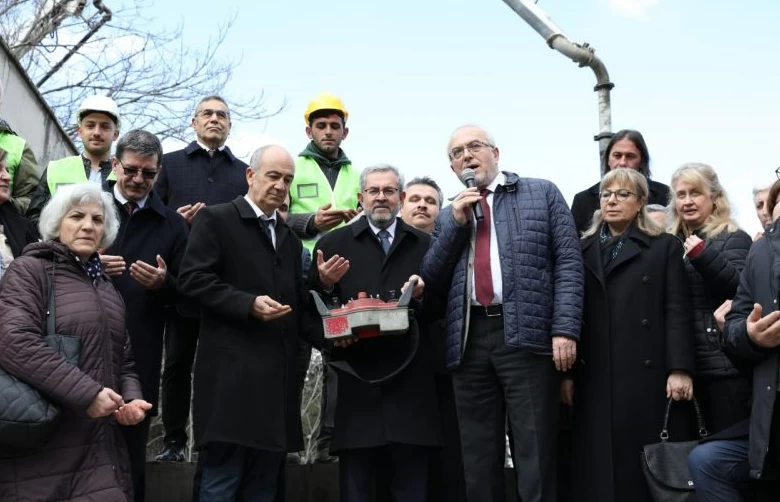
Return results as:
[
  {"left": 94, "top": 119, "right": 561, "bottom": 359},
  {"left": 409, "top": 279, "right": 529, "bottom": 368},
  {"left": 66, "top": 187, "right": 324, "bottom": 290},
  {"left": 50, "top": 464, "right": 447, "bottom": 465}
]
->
[
  {"left": 233, "top": 196, "right": 275, "bottom": 251},
  {"left": 582, "top": 236, "right": 606, "bottom": 289},
  {"left": 604, "top": 226, "right": 649, "bottom": 276}
]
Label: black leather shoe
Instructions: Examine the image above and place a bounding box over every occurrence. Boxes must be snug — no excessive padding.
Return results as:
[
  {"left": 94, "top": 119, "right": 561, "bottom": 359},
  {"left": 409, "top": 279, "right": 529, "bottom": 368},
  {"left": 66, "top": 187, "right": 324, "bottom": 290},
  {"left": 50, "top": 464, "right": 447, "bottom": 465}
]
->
[
  {"left": 286, "top": 452, "right": 302, "bottom": 464},
  {"left": 154, "top": 442, "right": 186, "bottom": 462},
  {"left": 314, "top": 449, "right": 338, "bottom": 463}
]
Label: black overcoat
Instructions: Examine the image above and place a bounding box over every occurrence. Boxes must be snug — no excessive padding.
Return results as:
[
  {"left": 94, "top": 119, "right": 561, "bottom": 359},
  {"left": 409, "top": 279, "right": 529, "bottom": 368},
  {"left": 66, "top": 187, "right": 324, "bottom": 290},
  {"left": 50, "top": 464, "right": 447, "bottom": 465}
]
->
[
  {"left": 178, "top": 197, "right": 322, "bottom": 452},
  {"left": 571, "top": 225, "right": 695, "bottom": 502},
  {"left": 103, "top": 187, "right": 189, "bottom": 412},
  {"left": 312, "top": 216, "right": 441, "bottom": 451}
]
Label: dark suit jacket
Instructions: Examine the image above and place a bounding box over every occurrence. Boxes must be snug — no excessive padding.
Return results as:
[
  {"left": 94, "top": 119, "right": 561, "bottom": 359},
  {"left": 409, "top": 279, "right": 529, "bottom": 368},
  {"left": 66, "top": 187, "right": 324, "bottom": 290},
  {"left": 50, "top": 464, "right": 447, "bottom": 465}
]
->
[
  {"left": 156, "top": 141, "right": 248, "bottom": 210},
  {"left": 178, "top": 196, "right": 322, "bottom": 452},
  {"left": 572, "top": 225, "right": 695, "bottom": 502},
  {"left": 571, "top": 179, "right": 671, "bottom": 235},
  {"left": 102, "top": 186, "right": 189, "bottom": 412},
  {"left": 312, "top": 216, "right": 441, "bottom": 451}
]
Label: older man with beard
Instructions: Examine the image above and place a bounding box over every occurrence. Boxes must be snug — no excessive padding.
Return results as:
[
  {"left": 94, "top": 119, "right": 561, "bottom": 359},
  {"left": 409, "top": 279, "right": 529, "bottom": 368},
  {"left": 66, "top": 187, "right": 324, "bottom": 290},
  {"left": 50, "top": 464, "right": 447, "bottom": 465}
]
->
[{"left": 311, "top": 164, "right": 441, "bottom": 502}]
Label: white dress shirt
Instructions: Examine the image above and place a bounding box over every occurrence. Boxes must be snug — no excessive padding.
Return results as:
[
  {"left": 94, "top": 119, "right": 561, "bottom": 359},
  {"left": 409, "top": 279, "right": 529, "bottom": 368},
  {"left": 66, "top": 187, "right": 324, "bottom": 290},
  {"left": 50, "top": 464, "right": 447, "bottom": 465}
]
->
[
  {"left": 367, "top": 217, "right": 398, "bottom": 247},
  {"left": 243, "top": 195, "right": 277, "bottom": 248}
]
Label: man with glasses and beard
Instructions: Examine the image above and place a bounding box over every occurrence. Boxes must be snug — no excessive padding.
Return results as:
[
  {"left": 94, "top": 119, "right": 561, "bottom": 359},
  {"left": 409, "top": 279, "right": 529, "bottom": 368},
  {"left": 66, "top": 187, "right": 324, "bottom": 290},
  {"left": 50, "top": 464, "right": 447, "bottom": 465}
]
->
[
  {"left": 98, "top": 129, "right": 189, "bottom": 501},
  {"left": 154, "top": 95, "right": 248, "bottom": 462},
  {"left": 312, "top": 164, "right": 441, "bottom": 502}
]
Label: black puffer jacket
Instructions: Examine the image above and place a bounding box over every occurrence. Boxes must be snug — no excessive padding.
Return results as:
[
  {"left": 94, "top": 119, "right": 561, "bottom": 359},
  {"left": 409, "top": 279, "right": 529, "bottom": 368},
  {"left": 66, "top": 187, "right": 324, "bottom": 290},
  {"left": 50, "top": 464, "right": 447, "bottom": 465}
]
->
[{"left": 683, "top": 228, "right": 752, "bottom": 376}]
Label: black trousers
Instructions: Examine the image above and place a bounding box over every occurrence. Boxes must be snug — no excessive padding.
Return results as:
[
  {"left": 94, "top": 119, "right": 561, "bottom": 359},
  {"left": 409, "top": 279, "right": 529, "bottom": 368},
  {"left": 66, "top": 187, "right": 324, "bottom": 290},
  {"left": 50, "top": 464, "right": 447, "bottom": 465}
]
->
[
  {"left": 340, "top": 444, "right": 430, "bottom": 502},
  {"left": 453, "top": 315, "right": 559, "bottom": 502},
  {"left": 160, "top": 312, "right": 200, "bottom": 445},
  {"left": 198, "top": 442, "right": 285, "bottom": 502},
  {"left": 428, "top": 374, "right": 467, "bottom": 502},
  {"left": 120, "top": 416, "right": 152, "bottom": 502}
]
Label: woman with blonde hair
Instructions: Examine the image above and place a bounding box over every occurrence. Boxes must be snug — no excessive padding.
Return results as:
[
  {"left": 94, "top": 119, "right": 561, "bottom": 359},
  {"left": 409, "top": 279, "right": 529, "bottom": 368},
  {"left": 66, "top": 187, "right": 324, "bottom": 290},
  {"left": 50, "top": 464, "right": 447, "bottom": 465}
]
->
[
  {"left": 668, "top": 162, "right": 753, "bottom": 434},
  {"left": 570, "top": 168, "right": 695, "bottom": 502}
]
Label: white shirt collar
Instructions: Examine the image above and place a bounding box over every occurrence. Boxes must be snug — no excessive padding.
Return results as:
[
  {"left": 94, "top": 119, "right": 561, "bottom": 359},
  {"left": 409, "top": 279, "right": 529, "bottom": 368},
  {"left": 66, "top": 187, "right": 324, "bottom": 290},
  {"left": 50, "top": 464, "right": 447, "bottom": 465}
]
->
[
  {"left": 367, "top": 217, "right": 398, "bottom": 239},
  {"left": 243, "top": 194, "right": 277, "bottom": 222},
  {"left": 484, "top": 171, "right": 505, "bottom": 193},
  {"left": 196, "top": 140, "right": 226, "bottom": 153},
  {"left": 113, "top": 184, "right": 148, "bottom": 209}
]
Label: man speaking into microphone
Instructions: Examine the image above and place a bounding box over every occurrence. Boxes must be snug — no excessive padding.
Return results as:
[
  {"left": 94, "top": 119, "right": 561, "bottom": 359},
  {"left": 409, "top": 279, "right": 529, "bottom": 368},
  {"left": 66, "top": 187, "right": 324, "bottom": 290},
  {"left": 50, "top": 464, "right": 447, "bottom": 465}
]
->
[{"left": 421, "top": 125, "right": 584, "bottom": 502}]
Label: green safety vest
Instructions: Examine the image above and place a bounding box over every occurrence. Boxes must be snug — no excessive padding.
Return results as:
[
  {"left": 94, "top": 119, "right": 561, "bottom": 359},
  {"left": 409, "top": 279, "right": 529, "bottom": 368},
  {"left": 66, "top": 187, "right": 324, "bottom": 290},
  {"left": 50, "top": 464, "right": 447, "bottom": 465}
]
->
[
  {"left": 290, "top": 156, "right": 361, "bottom": 252},
  {"left": 46, "top": 155, "right": 116, "bottom": 194},
  {"left": 0, "top": 133, "right": 25, "bottom": 193}
]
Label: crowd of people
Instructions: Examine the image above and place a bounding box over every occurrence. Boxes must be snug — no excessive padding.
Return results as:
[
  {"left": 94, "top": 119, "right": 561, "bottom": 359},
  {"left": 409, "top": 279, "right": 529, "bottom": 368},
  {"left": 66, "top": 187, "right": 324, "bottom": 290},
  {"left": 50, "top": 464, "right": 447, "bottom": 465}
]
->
[{"left": 0, "top": 80, "right": 777, "bottom": 502}]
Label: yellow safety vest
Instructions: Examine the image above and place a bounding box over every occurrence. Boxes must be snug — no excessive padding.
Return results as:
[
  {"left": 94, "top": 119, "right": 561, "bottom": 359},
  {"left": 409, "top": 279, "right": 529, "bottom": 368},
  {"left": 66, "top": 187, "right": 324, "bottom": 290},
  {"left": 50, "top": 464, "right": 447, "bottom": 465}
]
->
[
  {"left": 46, "top": 156, "right": 116, "bottom": 194},
  {"left": 0, "top": 133, "right": 25, "bottom": 193},
  {"left": 290, "top": 156, "right": 361, "bottom": 252}
]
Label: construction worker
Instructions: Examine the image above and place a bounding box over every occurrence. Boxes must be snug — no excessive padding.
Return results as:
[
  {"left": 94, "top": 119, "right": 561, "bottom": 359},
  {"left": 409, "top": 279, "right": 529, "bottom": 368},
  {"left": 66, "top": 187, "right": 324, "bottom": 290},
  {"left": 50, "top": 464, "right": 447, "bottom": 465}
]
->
[
  {"left": 287, "top": 92, "right": 361, "bottom": 251},
  {"left": 26, "top": 95, "right": 119, "bottom": 222},
  {"left": 0, "top": 78, "right": 42, "bottom": 213},
  {"left": 287, "top": 93, "right": 361, "bottom": 464}
]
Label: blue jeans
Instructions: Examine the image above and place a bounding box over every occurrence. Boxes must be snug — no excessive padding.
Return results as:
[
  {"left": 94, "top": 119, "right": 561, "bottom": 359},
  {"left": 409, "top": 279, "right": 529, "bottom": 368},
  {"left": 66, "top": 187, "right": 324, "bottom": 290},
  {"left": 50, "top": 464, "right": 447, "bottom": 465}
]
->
[{"left": 687, "top": 439, "right": 750, "bottom": 502}]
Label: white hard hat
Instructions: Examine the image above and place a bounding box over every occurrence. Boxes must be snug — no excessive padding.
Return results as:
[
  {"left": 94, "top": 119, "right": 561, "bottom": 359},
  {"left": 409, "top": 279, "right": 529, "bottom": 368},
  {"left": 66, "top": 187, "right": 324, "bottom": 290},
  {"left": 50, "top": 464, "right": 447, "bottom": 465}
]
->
[{"left": 77, "top": 95, "right": 120, "bottom": 129}]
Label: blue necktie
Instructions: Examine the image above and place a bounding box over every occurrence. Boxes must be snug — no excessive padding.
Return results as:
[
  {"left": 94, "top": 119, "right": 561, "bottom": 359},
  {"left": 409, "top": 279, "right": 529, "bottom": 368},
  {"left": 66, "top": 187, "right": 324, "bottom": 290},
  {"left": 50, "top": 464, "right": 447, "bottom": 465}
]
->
[{"left": 378, "top": 230, "right": 391, "bottom": 254}]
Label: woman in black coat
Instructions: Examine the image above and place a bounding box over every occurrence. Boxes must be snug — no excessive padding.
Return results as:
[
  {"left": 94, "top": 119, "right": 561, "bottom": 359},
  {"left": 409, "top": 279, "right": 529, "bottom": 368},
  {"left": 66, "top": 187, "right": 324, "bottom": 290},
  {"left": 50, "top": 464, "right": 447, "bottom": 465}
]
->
[
  {"left": 569, "top": 167, "right": 696, "bottom": 502},
  {"left": 570, "top": 129, "right": 670, "bottom": 235},
  {"left": 0, "top": 147, "right": 38, "bottom": 276},
  {"left": 667, "top": 163, "right": 753, "bottom": 434}
]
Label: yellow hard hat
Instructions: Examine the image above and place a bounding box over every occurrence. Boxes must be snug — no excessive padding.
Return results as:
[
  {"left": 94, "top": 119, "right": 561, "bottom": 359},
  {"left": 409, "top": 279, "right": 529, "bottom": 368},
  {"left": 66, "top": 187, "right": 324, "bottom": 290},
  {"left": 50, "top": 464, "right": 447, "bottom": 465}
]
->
[{"left": 304, "top": 92, "right": 348, "bottom": 124}]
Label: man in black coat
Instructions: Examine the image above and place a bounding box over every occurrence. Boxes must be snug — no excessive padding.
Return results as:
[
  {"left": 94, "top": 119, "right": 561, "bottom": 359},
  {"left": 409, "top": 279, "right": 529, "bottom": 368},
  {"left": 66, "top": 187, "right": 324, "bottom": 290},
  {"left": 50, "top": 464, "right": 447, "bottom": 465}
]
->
[
  {"left": 97, "top": 130, "right": 189, "bottom": 501},
  {"left": 178, "top": 145, "right": 322, "bottom": 501},
  {"left": 570, "top": 129, "right": 670, "bottom": 235},
  {"left": 154, "top": 95, "right": 249, "bottom": 461},
  {"left": 312, "top": 164, "right": 441, "bottom": 502}
]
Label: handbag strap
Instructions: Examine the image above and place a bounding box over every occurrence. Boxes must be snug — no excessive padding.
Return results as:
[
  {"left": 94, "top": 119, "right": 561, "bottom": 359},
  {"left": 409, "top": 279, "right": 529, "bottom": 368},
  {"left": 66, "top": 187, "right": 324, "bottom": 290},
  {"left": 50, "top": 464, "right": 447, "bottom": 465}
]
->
[
  {"left": 659, "top": 397, "right": 709, "bottom": 442},
  {"left": 44, "top": 261, "right": 56, "bottom": 337}
]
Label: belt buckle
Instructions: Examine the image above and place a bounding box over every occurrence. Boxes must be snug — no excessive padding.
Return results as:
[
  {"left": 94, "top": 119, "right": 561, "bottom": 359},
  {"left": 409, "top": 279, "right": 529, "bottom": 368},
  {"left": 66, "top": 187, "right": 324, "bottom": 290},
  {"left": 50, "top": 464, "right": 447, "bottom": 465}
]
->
[{"left": 485, "top": 304, "right": 501, "bottom": 317}]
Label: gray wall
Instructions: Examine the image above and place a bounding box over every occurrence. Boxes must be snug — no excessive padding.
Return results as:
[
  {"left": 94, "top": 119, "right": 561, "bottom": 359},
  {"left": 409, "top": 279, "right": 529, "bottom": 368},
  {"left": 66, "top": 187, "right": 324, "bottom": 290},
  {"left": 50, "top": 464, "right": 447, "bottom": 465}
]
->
[{"left": 0, "top": 36, "right": 77, "bottom": 168}]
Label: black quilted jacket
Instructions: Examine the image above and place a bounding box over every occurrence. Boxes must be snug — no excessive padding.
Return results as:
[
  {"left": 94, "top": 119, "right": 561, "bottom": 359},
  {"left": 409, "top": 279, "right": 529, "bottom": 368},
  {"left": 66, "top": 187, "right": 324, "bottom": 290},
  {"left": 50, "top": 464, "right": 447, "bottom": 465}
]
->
[{"left": 683, "top": 228, "right": 752, "bottom": 376}]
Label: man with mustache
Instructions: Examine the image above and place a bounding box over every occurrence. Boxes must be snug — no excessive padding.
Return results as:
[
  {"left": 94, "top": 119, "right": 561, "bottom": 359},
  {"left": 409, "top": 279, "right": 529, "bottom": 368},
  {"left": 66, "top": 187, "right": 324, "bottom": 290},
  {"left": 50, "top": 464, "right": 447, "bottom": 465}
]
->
[
  {"left": 312, "top": 164, "right": 441, "bottom": 501},
  {"left": 288, "top": 92, "right": 361, "bottom": 462},
  {"left": 421, "top": 125, "right": 584, "bottom": 502},
  {"left": 27, "top": 95, "right": 121, "bottom": 223},
  {"left": 154, "top": 95, "right": 249, "bottom": 462},
  {"left": 98, "top": 130, "right": 189, "bottom": 501},
  {"left": 400, "top": 176, "right": 467, "bottom": 502}
]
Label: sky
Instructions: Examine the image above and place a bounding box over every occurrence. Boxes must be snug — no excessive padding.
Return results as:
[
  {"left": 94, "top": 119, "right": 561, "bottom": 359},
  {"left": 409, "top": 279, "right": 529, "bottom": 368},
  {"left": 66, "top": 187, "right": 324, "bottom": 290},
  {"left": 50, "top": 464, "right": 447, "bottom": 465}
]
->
[{"left": 144, "top": 0, "right": 780, "bottom": 235}]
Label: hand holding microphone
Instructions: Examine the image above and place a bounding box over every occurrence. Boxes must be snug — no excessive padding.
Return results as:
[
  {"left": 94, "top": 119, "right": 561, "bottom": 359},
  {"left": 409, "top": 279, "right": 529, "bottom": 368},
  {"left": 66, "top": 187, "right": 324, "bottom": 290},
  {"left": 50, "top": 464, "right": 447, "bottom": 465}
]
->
[
  {"left": 451, "top": 168, "right": 484, "bottom": 226},
  {"left": 460, "top": 168, "right": 483, "bottom": 222}
]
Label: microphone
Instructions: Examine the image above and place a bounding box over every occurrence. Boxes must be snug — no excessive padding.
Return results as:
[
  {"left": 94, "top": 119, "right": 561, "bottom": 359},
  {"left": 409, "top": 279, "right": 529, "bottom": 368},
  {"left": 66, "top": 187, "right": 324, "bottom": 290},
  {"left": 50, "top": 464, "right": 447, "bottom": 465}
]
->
[{"left": 460, "top": 168, "right": 484, "bottom": 222}]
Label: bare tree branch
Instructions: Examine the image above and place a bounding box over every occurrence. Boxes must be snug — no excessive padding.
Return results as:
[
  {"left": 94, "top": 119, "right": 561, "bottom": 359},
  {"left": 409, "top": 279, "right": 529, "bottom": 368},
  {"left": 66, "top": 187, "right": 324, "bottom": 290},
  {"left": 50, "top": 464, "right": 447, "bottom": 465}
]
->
[{"left": 0, "top": 0, "right": 281, "bottom": 143}]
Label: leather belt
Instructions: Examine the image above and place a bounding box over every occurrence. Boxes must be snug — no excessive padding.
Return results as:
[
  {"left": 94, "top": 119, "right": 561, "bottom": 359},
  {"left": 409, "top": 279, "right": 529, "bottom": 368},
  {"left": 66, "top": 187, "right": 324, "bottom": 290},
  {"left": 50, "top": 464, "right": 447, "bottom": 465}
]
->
[{"left": 470, "top": 304, "right": 503, "bottom": 317}]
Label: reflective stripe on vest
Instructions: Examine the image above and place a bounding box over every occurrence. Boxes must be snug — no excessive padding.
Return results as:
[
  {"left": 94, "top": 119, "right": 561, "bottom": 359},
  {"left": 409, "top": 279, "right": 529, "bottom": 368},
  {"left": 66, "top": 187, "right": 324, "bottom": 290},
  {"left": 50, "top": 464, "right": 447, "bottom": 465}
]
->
[
  {"left": 289, "top": 156, "right": 360, "bottom": 252},
  {"left": 0, "top": 133, "right": 25, "bottom": 192},
  {"left": 46, "top": 156, "right": 116, "bottom": 194}
]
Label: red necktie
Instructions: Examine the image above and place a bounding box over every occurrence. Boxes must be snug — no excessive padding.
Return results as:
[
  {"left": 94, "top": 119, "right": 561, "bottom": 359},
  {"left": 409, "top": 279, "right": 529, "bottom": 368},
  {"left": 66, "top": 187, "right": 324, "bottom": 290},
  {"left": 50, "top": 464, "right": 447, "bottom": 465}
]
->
[
  {"left": 124, "top": 201, "right": 137, "bottom": 216},
  {"left": 474, "top": 190, "right": 494, "bottom": 307}
]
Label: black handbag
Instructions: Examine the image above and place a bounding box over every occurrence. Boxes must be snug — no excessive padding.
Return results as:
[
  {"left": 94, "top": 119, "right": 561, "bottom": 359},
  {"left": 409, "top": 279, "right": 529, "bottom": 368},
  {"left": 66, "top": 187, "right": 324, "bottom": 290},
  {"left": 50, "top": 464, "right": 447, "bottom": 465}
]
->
[
  {"left": 641, "top": 398, "right": 709, "bottom": 502},
  {"left": 0, "top": 263, "right": 81, "bottom": 449}
]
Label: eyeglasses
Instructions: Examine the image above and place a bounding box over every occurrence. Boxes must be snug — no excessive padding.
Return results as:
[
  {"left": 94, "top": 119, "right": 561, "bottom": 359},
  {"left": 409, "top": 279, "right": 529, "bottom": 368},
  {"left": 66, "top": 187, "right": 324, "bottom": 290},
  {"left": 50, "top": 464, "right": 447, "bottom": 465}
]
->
[
  {"left": 600, "top": 189, "right": 638, "bottom": 202},
  {"left": 117, "top": 159, "right": 158, "bottom": 180},
  {"left": 449, "top": 140, "right": 494, "bottom": 160},
  {"left": 197, "top": 109, "right": 229, "bottom": 120},
  {"left": 775, "top": 166, "right": 780, "bottom": 179},
  {"left": 363, "top": 187, "right": 400, "bottom": 198}
]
